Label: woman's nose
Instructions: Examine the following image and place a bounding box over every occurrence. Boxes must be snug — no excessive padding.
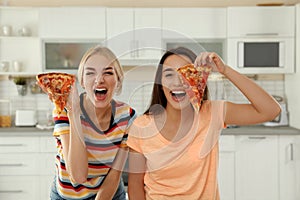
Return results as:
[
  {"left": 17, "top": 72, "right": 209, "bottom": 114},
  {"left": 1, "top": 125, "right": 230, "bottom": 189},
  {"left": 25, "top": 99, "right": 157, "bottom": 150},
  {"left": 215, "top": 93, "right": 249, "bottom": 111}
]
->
[
  {"left": 174, "top": 74, "right": 190, "bottom": 89},
  {"left": 95, "top": 74, "right": 104, "bottom": 85},
  {"left": 173, "top": 74, "right": 183, "bottom": 86}
]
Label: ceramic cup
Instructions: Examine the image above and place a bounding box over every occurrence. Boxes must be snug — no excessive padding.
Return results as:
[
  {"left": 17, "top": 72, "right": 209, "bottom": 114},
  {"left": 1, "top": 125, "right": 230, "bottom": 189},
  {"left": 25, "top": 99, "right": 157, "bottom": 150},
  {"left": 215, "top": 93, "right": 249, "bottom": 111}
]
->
[
  {"left": 0, "top": 61, "right": 10, "bottom": 72},
  {"left": 18, "top": 27, "right": 31, "bottom": 36},
  {"left": 1, "top": 25, "right": 12, "bottom": 36},
  {"left": 12, "top": 61, "right": 22, "bottom": 72}
]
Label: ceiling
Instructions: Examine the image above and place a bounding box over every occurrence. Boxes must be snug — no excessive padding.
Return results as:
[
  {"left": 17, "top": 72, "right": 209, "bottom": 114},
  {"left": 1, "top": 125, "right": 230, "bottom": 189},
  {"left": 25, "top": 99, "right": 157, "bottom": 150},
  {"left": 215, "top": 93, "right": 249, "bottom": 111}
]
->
[{"left": 1, "top": 0, "right": 300, "bottom": 7}]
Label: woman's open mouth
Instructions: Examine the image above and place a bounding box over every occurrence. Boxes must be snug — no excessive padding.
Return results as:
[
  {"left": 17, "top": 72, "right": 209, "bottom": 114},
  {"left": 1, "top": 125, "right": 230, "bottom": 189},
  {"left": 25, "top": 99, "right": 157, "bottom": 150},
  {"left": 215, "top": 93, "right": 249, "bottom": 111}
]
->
[
  {"left": 94, "top": 88, "right": 108, "bottom": 101},
  {"left": 170, "top": 90, "right": 187, "bottom": 102}
]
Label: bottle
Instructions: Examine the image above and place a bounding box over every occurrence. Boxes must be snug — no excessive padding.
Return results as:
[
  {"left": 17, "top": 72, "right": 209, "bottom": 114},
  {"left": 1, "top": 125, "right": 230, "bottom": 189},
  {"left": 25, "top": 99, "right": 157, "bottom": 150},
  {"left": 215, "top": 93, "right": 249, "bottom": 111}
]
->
[{"left": 0, "top": 99, "right": 11, "bottom": 127}]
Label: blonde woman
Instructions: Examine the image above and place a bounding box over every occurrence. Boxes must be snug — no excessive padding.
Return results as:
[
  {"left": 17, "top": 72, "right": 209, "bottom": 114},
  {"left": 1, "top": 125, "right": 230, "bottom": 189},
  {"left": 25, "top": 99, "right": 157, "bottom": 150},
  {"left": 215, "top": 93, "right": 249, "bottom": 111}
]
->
[{"left": 50, "top": 46, "right": 136, "bottom": 200}]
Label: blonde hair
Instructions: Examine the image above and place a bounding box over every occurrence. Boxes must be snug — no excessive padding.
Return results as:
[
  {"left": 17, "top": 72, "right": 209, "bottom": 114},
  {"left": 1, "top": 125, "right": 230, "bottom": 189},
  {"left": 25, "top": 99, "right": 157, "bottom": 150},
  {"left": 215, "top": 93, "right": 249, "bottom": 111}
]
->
[{"left": 78, "top": 45, "right": 124, "bottom": 95}]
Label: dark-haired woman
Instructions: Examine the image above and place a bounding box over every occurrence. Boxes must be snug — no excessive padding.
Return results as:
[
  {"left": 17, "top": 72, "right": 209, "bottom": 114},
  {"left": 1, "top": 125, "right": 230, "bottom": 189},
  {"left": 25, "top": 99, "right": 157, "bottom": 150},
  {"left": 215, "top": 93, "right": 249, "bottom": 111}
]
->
[{"left": 127, "top": 47, "right": 281, "bottom": 200}]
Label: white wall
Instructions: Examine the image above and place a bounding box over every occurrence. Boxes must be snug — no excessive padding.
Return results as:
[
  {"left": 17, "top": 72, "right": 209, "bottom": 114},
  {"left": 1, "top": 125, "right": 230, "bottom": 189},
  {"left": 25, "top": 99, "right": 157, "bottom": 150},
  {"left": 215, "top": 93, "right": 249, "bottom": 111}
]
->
[{"left": 285, "top": 3, "right": 300, "bottom": 129}]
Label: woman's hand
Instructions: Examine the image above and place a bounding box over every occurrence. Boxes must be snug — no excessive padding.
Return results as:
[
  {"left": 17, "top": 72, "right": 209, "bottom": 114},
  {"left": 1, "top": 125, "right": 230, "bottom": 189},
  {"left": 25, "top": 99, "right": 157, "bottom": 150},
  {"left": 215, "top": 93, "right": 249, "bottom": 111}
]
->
[
  {"left": 194, "top": 52, "right": 227, "bottom": 75},
  {"left": 66, "top": 82, "right": 79, "bottom": 112}
]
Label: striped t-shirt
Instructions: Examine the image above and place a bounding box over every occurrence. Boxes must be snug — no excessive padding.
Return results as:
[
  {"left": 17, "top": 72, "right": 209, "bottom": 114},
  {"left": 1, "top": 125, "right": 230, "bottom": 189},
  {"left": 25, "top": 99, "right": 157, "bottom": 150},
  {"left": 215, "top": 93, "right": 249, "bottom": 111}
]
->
[{"left": 52, "top": 93, "right": 136, "bottom": 199}]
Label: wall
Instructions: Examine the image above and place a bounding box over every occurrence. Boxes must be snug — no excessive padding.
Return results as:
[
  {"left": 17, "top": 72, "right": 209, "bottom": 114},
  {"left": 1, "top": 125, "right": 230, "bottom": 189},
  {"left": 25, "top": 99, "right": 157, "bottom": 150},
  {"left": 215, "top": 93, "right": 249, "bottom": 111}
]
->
[
  {"left": 285, "top": 3, "right": 300, "bottom": 129},
  {"left": 0, "top": 69, "right": 286, "bottom": 126}
]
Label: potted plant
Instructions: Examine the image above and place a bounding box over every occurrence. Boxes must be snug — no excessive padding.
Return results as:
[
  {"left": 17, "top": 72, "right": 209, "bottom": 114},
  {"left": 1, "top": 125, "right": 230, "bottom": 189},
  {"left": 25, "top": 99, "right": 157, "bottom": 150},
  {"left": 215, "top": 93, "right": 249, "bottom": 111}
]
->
[{"left": 13, "top": 77, "right": 27, "bottom": 96}]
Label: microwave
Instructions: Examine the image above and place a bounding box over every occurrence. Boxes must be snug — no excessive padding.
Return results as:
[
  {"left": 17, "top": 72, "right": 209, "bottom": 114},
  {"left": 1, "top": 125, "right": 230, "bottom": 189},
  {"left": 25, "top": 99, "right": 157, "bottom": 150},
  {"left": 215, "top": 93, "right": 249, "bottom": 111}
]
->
[
  {"left": 227, "top": 38, "right": 295, "bottom": 74},
  {"left": 42, "top": 39, "right": 102, "bottom": 73}
]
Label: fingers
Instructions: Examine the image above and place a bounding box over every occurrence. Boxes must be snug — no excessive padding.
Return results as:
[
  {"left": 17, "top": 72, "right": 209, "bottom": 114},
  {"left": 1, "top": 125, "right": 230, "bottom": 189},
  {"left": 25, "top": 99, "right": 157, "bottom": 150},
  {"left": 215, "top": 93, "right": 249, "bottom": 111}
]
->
[{"left": 194, "top": 52, "right": 218, "bottom": 68}]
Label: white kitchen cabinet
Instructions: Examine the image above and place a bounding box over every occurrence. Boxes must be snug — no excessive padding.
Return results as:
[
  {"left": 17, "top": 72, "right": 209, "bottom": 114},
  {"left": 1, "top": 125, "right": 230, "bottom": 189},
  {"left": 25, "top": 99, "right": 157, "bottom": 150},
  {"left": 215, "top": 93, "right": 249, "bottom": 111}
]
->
[
  {"left": 39, "top": 7, "right": 106, "bottom": 39},
  {"left": 40, "top": 175, "right": 54, "bottom": 200},
  {"left": 218, "top": 135, "right": 235, "bottom": 200},
  {"left": 235, "top": 135, "right": 279, "bottom": 200},
  {"left": 279, "top": 135, "right": 300, "bottom": 200},
  {"left": 227, "top": 6, "right": 295, "bottom": 38},
  {"left": 134, "top": 8, "right": 162, "bottom": 62},
  {"left": 0, "top": 176, "right": 40, "bottom": 200},
  {"left": 0, "top": 7, "right": 42, "bottom": 75},
  {"left": 220, "top": 133, "right": 300, "bottom": 200},
  {"left": 106, "top": 8, "right": 162, "bottom": 65},
  {"left": 106, "top": 8, "right": 134, "bottom": 61},
  {"left": 285, "top": 3, "right": 300, "bottom": 129},
  {"left": 39, "top": 136, "right": 56, "bottom": 199},
  {"left": 0, "top": 134, "right": 56, "bottom": 200},
  {"left": 162, "top": 8, "right": 227, "bottom": 39}
]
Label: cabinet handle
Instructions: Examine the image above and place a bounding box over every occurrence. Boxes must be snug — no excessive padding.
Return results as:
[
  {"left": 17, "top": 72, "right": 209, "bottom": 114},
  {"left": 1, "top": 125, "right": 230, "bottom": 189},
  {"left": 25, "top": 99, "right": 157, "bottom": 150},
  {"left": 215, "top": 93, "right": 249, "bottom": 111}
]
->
[
  {"left": 136, "top": 40, "right": 139, "bottom": 57},
  {"left": 0, "top": 163, "right": 23, "bottom": 167},
  {"left": 0, "top": 190, "right": 23, "bottom": 193},
  {"left": 290, "top": 143, "right": 294, "bottom": 161},
  {"left": 245, "top": 33, "right": 279, "bottom": 36},
  {"left": 0, "top": 144, "right": 23, "bottom": 147},
  {"left": 248, "top": 136, "right": 266, "bottom": 140},
  {"left": 130, "top": 40, "right": 135, "bottom": 58}
]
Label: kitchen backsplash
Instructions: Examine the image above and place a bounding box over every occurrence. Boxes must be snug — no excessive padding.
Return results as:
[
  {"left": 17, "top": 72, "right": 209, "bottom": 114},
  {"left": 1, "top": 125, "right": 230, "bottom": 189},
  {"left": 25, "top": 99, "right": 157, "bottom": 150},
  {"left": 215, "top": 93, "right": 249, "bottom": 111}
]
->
[{"left": 0, "top": 74, "right": 286, "bottom": 126}]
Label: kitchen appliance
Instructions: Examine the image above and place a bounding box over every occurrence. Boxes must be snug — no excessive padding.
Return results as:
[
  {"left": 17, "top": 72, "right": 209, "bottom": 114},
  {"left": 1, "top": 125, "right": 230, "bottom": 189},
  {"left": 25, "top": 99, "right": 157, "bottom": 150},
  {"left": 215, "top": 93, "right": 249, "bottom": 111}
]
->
[
  {"left": 15, "top": 110, "right": 37, "bottom": 126},
  {"left": 227, "top": 37, "right": 294, "bottom": 74},
  {"left": 42, "top": 39, "right": 101, "bottom": 73},
  {"left": 263, "top": 96, "right": 289, "bottom": 127}
]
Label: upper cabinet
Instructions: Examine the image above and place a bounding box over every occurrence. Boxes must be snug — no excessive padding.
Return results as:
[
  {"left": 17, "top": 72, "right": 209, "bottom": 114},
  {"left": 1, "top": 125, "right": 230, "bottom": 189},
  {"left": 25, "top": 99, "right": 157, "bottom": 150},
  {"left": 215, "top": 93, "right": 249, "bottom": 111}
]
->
[
  {"left": 106, "top": 8, "right": 162, "bottom": 65},
  {"left": 0, "top": 6, "right": 298, "bottom": 74},
  {"left": 162, "top": 8, "right": 227, "bottom": 39},
  {"left": 106, "top": 8, "right": 134, "bottom": 61},
  {"left": 0, "top": 7, "right": 41, "bottom": 75},
  {"left": 227, "top": 6, "right": 295, "bottom": 38},
  {"left": 39, "top": 7, "right": 106, "bottom": 39},
  {"left": 227, "top": 6, "right": 296, "bottom": 74}
]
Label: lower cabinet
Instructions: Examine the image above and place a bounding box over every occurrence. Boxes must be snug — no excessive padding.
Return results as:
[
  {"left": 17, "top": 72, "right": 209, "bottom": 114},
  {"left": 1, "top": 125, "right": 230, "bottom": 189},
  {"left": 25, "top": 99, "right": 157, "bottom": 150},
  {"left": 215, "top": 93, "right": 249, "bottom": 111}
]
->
[
  {"left": 218, "top": 135, "right": 235, "bottom": 200},
  {"left": 0, "top": 135, "right": 56, "bottom": 200},
  {"left": 1, "top": 133, "right": 299, "bottom": 200},
  {"left": 235, "top": 135, "right": 279, "bottom": 200},
  {"left": 218, "top": 134, "right": 300, "bottom": 200},
  {"left": 0, "top": 176, "right": 40, "bottom": 200},
  {"left": 40, "top": 175, "right": 55, "bottom": 200},
  {"left": 278, "top": 135, "right": 300, "bottom": 200}
]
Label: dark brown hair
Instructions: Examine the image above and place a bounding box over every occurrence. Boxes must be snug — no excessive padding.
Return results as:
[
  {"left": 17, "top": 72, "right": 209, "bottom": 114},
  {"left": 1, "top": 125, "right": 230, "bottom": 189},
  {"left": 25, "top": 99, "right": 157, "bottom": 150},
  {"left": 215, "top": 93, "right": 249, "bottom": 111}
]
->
[{"left": 144, "top": 47, "right": 209, "bottom": 115}]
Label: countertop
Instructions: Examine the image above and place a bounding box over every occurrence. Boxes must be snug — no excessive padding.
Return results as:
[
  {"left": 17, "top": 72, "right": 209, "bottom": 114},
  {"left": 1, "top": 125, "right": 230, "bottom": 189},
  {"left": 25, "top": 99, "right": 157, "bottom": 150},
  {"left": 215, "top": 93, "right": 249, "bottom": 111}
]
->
[
  {"left": 0, "top": 125, "right": 300, "bottom": 137},
  {"left": 222, "top": 125, "right": 300, "bottom": 135},
  {"left": 0, "top": 126, "right": 53, "bottom": 137}
]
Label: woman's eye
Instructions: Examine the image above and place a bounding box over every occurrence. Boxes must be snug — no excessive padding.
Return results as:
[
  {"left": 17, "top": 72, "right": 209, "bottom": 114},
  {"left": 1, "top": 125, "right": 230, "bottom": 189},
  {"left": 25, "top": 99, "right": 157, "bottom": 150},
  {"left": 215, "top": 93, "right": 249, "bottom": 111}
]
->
[
  {"left": 165, "top": 73, "right": 174, "bottom": 78},
  {"left": 85, "top": 72, "right": 94, "bottom": 75},
  {"left": 104, "top": 71, "right": 114, "bottom": 75}
]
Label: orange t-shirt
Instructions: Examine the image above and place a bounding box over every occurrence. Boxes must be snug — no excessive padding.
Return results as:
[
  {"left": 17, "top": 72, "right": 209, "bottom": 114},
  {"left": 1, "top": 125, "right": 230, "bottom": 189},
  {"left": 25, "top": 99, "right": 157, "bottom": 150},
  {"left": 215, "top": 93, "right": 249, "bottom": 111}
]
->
[{"left": 127, "top": 100, "right": 226, "bottom": 200}]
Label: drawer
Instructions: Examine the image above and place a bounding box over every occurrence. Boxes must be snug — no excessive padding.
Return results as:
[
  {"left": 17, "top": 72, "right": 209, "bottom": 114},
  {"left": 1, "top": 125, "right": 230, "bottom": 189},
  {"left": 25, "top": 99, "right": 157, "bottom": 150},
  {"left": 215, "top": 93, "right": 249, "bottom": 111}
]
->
[
  {"left": 0, "top": 176, "right": 39, "bottom": 200},
  {"left": 0, "top": 153, "right": 40, "bottom": 175},
  {"left": 0, "top": 137, "right": 39, "bottom": 153},
  {"left": 40, "top": 136, "right": 57, "bottom": 153},
  {"left": 39, "top": 153, "right": 57, "bottom": 175},
  {"left": 40, "top": 175, "right": 54, "bottom": 200}
]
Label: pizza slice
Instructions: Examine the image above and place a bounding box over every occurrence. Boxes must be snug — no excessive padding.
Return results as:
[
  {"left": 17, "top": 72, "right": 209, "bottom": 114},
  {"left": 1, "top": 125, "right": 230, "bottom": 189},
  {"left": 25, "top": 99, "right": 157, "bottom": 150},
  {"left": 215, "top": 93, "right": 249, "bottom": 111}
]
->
[
  {"left": 36, "top": 72, "right": 76, "bottom": 117},
  {"left": 177, "top": 64, "right": 211, "bottom": 112}
]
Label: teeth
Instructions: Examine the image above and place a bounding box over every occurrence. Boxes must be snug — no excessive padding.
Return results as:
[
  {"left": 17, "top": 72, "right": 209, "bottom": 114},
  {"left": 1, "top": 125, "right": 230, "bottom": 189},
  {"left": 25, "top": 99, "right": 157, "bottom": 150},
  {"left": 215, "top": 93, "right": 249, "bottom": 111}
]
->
[
  {"left": 172, "top": 91, "right": 185, "bottom": 95},
  {"left": 95, "top": 88, "right": 107, "bottom": 92}
]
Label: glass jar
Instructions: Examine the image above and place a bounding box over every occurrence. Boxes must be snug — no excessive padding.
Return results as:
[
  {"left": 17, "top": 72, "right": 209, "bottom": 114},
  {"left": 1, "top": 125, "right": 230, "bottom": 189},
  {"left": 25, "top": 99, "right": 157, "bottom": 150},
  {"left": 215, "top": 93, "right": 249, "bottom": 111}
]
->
[{"left": 0, "top": 99, "right": 11, "bottom": 127}]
